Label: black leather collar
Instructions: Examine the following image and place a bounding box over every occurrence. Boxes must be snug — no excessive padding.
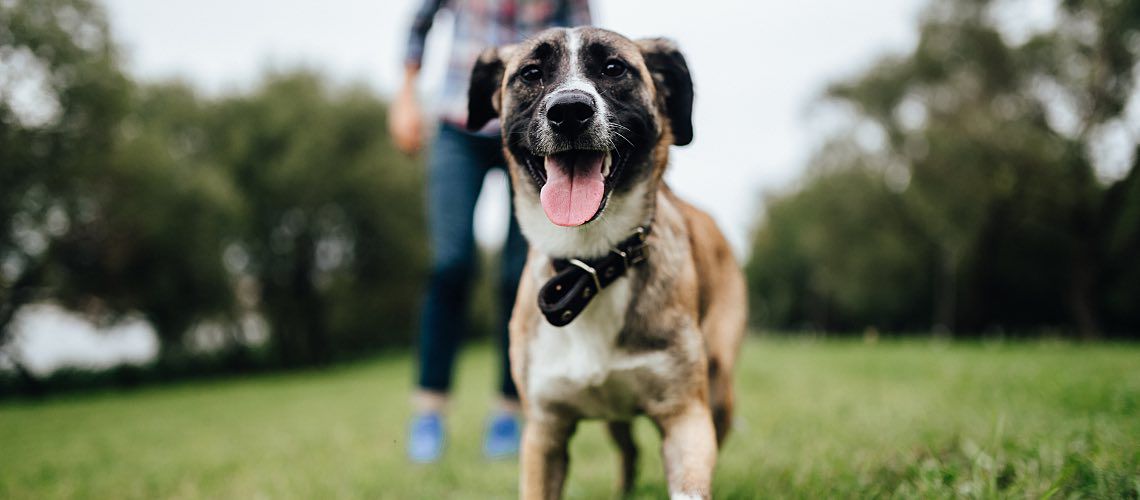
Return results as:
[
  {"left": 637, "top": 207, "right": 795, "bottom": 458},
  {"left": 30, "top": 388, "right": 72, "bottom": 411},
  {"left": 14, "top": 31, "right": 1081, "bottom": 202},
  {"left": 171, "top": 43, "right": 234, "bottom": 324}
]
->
[{"left": 537, "top": 226, "right": 650, "bottom": 327}]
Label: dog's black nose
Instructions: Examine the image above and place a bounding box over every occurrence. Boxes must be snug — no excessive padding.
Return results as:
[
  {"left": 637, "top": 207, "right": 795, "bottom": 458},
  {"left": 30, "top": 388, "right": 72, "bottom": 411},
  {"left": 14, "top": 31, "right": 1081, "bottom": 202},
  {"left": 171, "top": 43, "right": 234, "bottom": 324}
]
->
[{"left": 546, "top": 92, "right": 595, "bottom": 136}]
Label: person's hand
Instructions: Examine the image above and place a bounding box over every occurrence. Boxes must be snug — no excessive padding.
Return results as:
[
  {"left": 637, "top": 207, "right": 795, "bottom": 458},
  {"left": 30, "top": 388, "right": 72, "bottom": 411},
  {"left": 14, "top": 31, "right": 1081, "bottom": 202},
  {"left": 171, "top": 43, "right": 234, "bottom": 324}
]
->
[{"left": 389, "top": 72, "right": 424, "bottom": 155}]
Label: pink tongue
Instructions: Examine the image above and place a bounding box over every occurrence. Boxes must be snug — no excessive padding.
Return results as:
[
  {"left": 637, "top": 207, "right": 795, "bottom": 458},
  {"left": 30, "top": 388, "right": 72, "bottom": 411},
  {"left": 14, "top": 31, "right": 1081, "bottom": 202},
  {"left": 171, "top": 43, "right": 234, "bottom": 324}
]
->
[{"left": 540, "top": 152, "right": 606, "bottom": 227}]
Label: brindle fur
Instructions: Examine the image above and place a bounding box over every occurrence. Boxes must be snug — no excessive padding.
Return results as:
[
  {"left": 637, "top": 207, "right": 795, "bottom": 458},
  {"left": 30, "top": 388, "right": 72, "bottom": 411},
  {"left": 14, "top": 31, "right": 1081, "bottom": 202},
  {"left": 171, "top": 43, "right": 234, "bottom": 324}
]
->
[{"left": 469, "top": 27, "right": 746, "bottom": 500}]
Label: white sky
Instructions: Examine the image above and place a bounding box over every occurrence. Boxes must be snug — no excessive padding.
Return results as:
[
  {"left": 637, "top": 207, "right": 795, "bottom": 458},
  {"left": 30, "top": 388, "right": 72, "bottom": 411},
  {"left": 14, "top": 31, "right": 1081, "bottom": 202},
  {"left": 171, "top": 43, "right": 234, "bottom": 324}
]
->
[
  {"left": 9, "top": 305, "right": 157, "bottom": 375},
  {"left": 99, "top": 0, "right": 933, "bottom": 255}
]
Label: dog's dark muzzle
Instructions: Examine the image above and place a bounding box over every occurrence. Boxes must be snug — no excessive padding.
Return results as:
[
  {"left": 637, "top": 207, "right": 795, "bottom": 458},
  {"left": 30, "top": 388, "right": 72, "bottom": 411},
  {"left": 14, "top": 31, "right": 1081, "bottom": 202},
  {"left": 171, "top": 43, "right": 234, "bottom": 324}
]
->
[{"left": 545, "top": 91, "right": 596, "bottom": 138}]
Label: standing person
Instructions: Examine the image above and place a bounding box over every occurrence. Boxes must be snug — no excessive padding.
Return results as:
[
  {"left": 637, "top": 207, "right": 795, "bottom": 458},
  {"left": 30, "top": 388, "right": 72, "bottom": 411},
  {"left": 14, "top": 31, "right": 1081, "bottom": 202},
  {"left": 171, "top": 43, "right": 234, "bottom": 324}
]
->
[{"left": 389, "top": 0, "right": 593, "bottom": 463}]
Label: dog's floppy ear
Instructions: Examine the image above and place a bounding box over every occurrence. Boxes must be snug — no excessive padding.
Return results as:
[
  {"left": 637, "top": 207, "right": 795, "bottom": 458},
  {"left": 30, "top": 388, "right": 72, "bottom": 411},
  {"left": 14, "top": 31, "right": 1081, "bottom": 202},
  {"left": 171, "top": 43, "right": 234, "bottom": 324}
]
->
[
  {"left": 637, "top": 38, "right": 694, "bottom": 146},
  {"left": 467, "top": 47, "right": 509, "bottom": 131}
]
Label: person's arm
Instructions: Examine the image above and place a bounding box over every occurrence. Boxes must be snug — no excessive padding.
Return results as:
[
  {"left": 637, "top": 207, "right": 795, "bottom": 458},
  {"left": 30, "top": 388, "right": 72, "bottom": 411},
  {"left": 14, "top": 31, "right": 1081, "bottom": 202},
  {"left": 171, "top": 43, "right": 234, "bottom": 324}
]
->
[
  {"left": 390, "top": 0, "right": 446, "bottom": 155},
  {"left": 405, "top": 0, "right": 446, "bottom": 70},
  {"left": 390, "top": 64, "right": 424, "bottom": 155}
]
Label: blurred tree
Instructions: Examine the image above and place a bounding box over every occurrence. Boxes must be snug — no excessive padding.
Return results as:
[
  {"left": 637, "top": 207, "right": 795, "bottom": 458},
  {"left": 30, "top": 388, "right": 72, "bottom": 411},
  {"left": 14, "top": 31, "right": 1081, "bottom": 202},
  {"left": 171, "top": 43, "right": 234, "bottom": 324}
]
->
[
  {"left": 1, "top": 0, "right": 242, "bottom": 370},
  {"left": 1, "top": 0, "right": 131, "bottom": 365},
  {"left": 748, "top": 141, "right": 934, "bottom": 332},
  {"left": 52, "top": 83, "right": 245, "bottom": 362},
  {"left": 748, "top": 0, "right": 1140, "bottom": 337},
  {"left": 3, "top": 0, "right": 429, "bottom": 383},
  {"left": 207, "top": 73, "right": 426, "bottom": 366},
  {"left": 1100, "top": 148, "right": 1140, "bottom": 331}
]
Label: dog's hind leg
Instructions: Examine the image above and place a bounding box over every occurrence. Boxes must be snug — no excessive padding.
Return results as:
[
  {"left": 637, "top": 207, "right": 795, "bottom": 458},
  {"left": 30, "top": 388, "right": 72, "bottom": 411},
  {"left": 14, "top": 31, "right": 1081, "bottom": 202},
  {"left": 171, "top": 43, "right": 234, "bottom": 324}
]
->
[
  {"left": 675, "top": 193, "right": 747, "bottom": 447},
  {"left": 606, "top": 420, "right": 638, "bottom": 494},
  {"left": 701, "top": 281, "right": 745, "bottom": 447},
  {"left": 707, "top": 358, "right": 734, "bottom": 446}
]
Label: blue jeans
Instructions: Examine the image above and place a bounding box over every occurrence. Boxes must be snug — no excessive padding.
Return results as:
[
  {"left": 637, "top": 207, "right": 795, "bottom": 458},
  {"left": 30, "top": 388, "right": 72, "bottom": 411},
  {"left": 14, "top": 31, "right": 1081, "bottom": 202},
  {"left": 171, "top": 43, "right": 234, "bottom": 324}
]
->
[{"left": 418, "top": 123, "right": 527, "bottom": 399}]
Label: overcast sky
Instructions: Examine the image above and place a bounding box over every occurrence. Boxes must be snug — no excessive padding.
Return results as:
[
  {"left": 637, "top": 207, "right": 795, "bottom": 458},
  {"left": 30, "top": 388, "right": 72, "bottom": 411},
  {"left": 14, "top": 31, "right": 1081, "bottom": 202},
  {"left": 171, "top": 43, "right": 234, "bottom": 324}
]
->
[{"left": 98, "top": 0, "right": 943, "bottom": 255}]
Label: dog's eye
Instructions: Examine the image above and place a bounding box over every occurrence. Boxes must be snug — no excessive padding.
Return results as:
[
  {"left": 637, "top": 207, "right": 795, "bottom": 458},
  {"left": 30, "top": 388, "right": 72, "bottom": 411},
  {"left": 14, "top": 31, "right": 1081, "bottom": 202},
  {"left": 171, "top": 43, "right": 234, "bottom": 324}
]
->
[
  {"left": 602, "top": 60, "right": 627, "bottom": 78},
  {"left": 520, "top": 65, "right": 543, "bottom": 83}
]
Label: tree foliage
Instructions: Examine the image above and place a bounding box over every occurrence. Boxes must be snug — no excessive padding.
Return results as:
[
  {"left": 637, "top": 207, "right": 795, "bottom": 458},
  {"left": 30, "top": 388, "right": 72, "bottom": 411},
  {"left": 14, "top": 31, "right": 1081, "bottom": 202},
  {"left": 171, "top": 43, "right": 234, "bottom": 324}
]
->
[
  {"left": 207, "top": 74, "right": 426, "bottom": 366},
  {"left": 748, "top": 0, "right": 1140, "bottom": 337},
  {"left": 1, "top": 0, "right": 427, "bottom": 378}
]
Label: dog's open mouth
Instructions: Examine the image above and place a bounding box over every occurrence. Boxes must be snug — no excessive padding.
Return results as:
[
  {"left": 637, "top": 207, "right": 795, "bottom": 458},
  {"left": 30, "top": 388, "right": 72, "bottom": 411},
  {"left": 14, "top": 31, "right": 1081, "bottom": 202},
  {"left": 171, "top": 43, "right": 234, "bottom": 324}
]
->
[{"left": 526, "top": 149, "right": 617, "bottom": 227}]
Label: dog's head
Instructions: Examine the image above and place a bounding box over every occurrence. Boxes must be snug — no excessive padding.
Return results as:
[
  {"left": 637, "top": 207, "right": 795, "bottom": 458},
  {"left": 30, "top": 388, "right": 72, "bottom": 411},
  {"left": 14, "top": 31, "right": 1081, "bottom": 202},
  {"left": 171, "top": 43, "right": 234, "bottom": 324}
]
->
[{"left": 468, "top": 27, "right": 693, "bottom": 256}]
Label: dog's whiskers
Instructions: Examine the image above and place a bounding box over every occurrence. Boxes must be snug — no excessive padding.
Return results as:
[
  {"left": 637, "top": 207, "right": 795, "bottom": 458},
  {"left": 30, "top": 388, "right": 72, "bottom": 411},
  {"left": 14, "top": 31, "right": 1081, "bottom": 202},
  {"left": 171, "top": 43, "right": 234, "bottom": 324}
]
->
[
  {"left": 606, "top": 122, "right": 636, "bottom": 149},
  {"left": 612, "top": 130, "right": 635, "bottom": 149},
  {"left": 609, "top": 122, "right": 634, "bottom": 133}
]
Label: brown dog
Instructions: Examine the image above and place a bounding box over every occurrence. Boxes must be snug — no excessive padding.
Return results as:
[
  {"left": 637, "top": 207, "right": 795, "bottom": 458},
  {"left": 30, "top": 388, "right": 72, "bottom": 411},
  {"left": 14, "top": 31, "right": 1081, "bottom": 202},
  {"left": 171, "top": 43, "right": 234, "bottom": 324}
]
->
[{"left": 467, "top": 27, "right": 746, "bottom": 500}]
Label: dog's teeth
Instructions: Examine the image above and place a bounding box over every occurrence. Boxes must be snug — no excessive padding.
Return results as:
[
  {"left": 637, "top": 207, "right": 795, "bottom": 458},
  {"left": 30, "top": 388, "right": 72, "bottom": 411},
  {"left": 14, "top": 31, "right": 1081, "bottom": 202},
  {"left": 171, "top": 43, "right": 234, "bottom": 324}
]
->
[{"left": 602, "top": 153, "right": 612, "bottom": 177}]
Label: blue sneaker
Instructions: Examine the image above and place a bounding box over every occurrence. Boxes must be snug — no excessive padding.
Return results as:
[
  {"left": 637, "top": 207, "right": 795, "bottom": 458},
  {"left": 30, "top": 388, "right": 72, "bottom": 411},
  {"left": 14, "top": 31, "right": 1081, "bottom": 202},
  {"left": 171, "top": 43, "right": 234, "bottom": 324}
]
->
[
  {"left": 482, "top": 412, "right": 520, "bottom": 459},
  {"left": 408, "top": 412, "right": 445, "bottom": 463}
]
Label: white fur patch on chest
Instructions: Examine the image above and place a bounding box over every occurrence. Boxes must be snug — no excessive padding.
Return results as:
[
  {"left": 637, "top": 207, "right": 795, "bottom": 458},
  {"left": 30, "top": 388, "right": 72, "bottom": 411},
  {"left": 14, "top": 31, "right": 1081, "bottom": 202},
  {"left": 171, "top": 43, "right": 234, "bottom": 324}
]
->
[{"left": 526, "top": 276, "right": 671, "bottom": 419}]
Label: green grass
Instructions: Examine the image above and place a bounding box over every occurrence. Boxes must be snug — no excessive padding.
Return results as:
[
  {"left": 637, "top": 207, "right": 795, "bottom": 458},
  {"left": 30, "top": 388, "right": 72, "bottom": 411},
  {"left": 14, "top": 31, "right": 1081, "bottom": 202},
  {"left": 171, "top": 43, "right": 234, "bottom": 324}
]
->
[{"left": 2, "top": 338, "right": 1138, "bottom": 499}]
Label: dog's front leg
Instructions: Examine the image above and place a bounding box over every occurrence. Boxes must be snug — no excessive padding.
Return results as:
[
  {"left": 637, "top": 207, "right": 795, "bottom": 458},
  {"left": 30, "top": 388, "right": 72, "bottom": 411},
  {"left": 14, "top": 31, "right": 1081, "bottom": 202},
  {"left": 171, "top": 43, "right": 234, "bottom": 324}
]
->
[
  {"left": 656, "top": 402, "right": 717, "bottom": 500},
  {"left": 519, "top": 417, "right": 577, "bottom": 500}
]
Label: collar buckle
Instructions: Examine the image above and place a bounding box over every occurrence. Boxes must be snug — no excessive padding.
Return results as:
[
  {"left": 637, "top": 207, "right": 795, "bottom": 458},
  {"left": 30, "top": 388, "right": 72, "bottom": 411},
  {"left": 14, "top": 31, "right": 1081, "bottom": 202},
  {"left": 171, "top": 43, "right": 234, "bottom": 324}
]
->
[{"left": 567, "top": 258, "right": 601, "bottom": 292}]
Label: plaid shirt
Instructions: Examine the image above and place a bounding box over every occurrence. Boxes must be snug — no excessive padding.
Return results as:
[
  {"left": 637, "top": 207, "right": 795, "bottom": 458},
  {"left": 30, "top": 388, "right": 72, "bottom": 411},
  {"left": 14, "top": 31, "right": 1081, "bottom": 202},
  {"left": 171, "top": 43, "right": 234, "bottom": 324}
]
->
[{"left": 405, "top": 0, "right": 592, "bottom": 129}]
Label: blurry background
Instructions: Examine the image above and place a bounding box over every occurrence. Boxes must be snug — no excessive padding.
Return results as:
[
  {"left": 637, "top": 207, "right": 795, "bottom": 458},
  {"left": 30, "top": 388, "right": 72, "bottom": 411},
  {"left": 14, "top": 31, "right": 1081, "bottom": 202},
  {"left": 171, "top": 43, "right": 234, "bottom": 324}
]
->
[
  {"left": 2, "top": 2, "right": 1139, "bottom": 498},
  {"left": 1, "top": 0, "right": 1138, "bottom": 394}
]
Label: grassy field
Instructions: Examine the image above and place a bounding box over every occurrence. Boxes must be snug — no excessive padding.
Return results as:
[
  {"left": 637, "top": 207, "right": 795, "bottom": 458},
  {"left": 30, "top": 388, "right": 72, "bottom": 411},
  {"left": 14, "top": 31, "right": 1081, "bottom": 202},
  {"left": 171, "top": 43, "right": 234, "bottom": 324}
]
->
[{"left": 1, "top": 337, "right": 1138, "bottom": 499}]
